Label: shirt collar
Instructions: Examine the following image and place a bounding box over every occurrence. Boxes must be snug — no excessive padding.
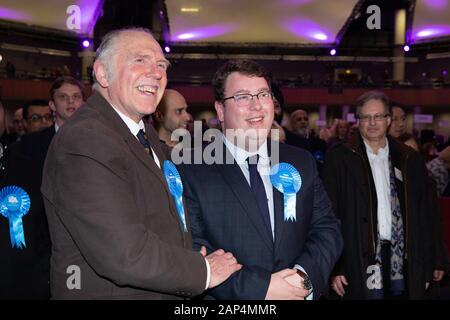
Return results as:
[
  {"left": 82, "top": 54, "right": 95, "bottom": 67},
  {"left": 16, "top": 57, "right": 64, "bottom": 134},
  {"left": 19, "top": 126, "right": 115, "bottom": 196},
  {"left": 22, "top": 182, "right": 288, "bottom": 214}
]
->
[
  {"left": 364, "top": 138, "right": 389, "bottom": 159},
  {"left": 110, "top": 104, "right": 145, "bottom": 136},
  {"left": 223, "top": 133, "right": 269, "bottom": 165}
]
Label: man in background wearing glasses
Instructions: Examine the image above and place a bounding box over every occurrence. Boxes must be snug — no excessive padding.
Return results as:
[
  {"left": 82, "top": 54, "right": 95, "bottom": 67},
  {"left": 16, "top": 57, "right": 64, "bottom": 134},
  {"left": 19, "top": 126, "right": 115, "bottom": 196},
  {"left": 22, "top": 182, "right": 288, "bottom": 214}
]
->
[
  {"left": 1, "top": 76, "right": 84, "bottom": 299},
  {"left": 323, "top": 91, "right": 434, "bottom": 299},
  {"left": 22, "top": 99, "right": 53, "bottom": 134},
  {"left": 179, "top": 59, "right": 343, "bottom": 299}
]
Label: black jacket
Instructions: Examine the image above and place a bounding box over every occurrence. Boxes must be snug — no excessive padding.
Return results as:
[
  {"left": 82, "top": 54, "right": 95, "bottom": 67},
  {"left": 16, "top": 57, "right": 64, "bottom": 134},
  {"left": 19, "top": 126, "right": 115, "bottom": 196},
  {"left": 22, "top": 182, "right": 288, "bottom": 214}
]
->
[
  {"left": 0, "top": 127, "right": 55, "bottom": 299},
  {"left": 323, "top": 134, "right": 434, "bottom": 299}
]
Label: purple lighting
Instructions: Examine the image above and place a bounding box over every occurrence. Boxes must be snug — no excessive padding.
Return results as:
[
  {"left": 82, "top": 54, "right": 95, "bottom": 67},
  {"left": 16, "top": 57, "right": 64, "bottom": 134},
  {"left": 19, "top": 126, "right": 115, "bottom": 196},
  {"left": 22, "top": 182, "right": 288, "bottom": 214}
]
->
[
  {"left": 424, "top": 0, "right": 448, "bottom": 10},
  {"left": 82, "top": 40, "right": 90, "bottom": 48},
  {"left": 413, "top": 25, "right": 450, "bottom": 40},
  {"left": 403, "top": 45, "right": 410, "bottom": 52},
  {"left": 282, "top": 18, "right": 333, "bottom": 43},
  {"left": 172, "top": 24, "right": 237, "bottom": 41},
  {"left": 330, "top": 49, "right": 336, "bottom": 56},
  {"left": 164, "top": 46, "right": 171, "bottom": 53},
  {"left": 0, "top": 7, "right": 31, "bottom": 20},
  {"left": 443, "top": 69, "right": 448, "bottom": 76}
]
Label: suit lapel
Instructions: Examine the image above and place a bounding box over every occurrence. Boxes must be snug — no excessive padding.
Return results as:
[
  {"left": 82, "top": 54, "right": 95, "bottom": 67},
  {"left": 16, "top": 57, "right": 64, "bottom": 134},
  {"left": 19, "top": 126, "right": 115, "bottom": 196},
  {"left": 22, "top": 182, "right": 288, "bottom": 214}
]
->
[
  {"left": 88, "top": 92, "right": 178, "bottom": 222},
  {"left": 216, "top": 144, "right": 273, "bottom": 251}
]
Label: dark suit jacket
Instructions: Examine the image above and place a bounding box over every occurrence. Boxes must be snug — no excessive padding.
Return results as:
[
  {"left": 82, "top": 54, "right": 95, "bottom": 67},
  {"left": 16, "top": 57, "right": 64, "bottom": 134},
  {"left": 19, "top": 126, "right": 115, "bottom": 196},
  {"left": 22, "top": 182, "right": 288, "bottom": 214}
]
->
[
  {"left": 179, "top": 140, "right": 343, "bottom": 299},
  {"left": 41, "top": 92, "right": 207, "bottom": 299},
  {"left": 11, "top": 125, "right": 56, "bottom": 176},
  {"left": 1, "top": 132, "right": 52, "bottom": 299}
]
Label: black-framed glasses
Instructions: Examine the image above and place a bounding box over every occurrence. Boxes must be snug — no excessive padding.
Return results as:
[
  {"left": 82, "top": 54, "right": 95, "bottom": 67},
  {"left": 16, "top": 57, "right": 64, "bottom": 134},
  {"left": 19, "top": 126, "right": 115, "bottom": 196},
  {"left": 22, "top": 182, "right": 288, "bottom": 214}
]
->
[
  {"left": 357, "top": 113, "right": 390, "bottom": 122},
  {"left": 222, "top": 91, "right": 273, "bottom": 107},
  {"left": 27, "top": 113, "right": 53, "bottom": 123}
]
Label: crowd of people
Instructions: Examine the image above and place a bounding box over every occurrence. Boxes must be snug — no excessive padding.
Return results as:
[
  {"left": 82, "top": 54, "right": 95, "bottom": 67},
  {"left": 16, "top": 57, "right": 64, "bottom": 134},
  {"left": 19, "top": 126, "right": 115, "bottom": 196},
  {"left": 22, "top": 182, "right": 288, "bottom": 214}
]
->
[{"left": 0, "top": 27, "right": 449, "bottom": 300}]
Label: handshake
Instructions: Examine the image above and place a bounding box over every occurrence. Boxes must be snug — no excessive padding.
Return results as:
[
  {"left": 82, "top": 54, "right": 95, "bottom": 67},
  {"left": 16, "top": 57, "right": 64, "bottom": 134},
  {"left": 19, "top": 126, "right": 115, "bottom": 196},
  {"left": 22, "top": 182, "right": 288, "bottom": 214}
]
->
[{"left": 200, "top": 247, "right": 311, "bottom": 299}]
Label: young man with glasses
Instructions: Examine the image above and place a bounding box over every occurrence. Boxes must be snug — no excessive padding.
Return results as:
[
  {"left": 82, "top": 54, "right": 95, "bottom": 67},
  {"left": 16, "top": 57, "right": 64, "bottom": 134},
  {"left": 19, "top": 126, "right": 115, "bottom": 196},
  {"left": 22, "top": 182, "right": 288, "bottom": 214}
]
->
[
  {"left": 323, "top": 91, "right": 435, "bottom": 299},
  {"left": 179, "top": 59, "right": 343, "bottom": 300},
  {"left": 22, "top": 99, "right": 53, "bottom": 134}
]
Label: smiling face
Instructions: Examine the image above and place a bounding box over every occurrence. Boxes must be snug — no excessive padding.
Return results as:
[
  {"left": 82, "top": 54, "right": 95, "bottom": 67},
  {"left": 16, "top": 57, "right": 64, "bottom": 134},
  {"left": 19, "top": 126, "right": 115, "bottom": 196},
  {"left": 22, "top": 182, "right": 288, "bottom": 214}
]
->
[
  {"left": 94, "top": 30, "right": 169, "bottom": 123},
  {"left": 215, "top": 72, "right": 274, "bottom": 149}
]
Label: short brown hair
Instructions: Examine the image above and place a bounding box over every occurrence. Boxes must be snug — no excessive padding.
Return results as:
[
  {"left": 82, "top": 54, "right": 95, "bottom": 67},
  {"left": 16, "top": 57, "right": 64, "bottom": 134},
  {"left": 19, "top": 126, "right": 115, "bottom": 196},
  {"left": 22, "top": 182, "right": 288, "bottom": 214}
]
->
[
  {"left": 355, "top": 91, "right": 391, "bottom": 117},
  {"left": 212, "top": 60, "right": 271, "bottom": 102},
  {"left": 50, "top": 76, "right": 84, "bottom": 100}
]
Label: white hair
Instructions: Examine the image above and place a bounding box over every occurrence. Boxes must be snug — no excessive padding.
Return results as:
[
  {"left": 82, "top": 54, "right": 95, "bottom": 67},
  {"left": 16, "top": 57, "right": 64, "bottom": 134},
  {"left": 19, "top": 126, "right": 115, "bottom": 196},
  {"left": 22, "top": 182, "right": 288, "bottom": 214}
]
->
[{"left": 92, "top": 27, "right": 155, "bottom": 91}]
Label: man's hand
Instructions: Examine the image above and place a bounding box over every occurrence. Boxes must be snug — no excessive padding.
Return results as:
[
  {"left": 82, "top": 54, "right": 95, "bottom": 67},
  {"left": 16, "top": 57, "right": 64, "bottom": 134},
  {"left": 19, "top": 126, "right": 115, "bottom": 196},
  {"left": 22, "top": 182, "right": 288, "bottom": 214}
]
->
[
  {"left": 265, "top": 269, "right": 309, "bottom": 300},
  {"left": 331, "top": 275, "right": 348, "bottom": 297},
  {"left": 203, "top": 246, "right": 242, "bottom": 288},
  {"left": 433, "top": 269, "right": 445, "bottom": 282}
]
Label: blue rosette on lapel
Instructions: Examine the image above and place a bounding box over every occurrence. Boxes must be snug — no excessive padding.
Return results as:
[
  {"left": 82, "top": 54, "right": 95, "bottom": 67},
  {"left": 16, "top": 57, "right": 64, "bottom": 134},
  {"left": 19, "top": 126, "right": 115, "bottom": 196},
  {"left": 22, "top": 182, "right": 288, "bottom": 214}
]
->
[
  {"left": 270, "top": 163, "right": 302, "bottom": 222},
  {"left": 0, "top": 186, "right": 31, "bottom": 248},
  {"left": 163, "top": 160, "right": 187, "bottom": 232}
]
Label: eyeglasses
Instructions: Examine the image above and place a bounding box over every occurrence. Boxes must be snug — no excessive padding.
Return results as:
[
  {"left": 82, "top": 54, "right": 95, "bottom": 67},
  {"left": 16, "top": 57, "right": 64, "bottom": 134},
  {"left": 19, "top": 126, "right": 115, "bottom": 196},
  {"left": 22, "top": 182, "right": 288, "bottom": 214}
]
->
[
  {"left": 55, "top": 93, "right": 83, "bottom": 103},
  {"left": 222, "top": 91, "right": 273, "bottom": 107},
  {"left": 27, "top": 113, "right": 53, "bottom": 123},
  {"left": 357, "top": 113, "right": 390, "bottom": 122}
]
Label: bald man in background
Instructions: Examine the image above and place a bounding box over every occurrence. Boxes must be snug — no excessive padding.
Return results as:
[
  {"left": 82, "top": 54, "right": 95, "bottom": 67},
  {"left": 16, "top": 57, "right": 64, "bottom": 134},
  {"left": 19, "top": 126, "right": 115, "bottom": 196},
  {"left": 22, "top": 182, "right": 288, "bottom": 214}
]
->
[{"left": 153, "top": 89, "right": 192, "bottom": 147}]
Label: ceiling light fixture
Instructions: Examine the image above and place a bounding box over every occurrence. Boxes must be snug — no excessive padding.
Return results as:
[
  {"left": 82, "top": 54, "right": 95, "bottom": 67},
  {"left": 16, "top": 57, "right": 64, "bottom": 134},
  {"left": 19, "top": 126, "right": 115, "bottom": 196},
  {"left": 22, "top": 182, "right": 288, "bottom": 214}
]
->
[{"left": 181, "top": 8, "right": 199, "bottom": 12}]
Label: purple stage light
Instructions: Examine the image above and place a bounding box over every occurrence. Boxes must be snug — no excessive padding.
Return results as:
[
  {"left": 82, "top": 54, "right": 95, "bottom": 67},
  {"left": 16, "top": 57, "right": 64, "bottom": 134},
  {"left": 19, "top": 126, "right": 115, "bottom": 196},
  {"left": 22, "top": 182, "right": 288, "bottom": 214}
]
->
[
  {"left": 443, "top": 69, "right": 448, "bottom": 76},
  {"left": 403, "top": 45, "right": 410, "bottom": 52},
  {"left": 173, "top": 24, "right": 237, "bottom": 41},
  {"left": 282, "top": 17, "right": 333, "bottom": 42},
  {"left": 424, "top": 0, "right": 448, "bottom": 10},
  {"left": 164, "top": 45, "right": 171, "bottom": 53},
  {"left": 0, "top": 7, "right": 31, "bottom": 20},
  {"left": 413, "top": 25, "right": 450, "bottom": 40},
  {"left": 330, "top": 49, "right": 336, "bottom": 56},
  {"left": 82, "top": 40, "right": 90, "bottom": 48},
  {"left": 178, "top": 33, "right": 195, "bottom": 40}
]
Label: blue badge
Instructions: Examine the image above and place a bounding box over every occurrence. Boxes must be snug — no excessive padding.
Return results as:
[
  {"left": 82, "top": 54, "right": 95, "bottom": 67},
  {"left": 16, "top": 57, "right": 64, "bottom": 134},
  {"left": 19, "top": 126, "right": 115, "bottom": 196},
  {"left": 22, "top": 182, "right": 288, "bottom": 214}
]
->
[
  {"left": 163, "top": 160, "right": 187, "bottom": 232},
  {"left": 270, "top": 163, "right": 302, "bottom": 222},
  {"left": 0, "top": 186, "right": 31, "bottom": 249}
]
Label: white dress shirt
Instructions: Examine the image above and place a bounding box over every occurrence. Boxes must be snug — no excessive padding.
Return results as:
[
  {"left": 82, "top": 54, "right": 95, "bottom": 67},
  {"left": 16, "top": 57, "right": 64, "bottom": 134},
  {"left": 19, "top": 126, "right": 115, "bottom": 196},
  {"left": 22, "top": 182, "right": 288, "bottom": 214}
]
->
[
  {"left": 223, "top": 136, "right": 275, "bottom": 239},
  {"left": 364, "top": 139, "right": 392, "bottom": 241},
  {"left": 110, "top": 105, "right": 161, "bottom": 169}
]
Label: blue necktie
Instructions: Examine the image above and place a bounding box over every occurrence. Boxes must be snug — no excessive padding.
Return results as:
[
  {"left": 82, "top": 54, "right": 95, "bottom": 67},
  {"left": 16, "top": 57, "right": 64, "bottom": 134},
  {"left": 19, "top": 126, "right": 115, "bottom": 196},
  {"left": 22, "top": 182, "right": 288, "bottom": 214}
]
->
[
  {"left": 247, "top": 155, "right": 272, "bottom": 237},
  {"left": 136, "top": 129, "right": 154, "bottom": 160}
]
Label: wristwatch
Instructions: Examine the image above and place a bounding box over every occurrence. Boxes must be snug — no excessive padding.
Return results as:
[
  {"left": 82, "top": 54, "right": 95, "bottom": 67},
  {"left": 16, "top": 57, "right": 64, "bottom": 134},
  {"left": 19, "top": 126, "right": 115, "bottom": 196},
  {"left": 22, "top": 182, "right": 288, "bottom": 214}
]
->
[{"left": 297, "top": 269, "right": 312, "bottom": 291}]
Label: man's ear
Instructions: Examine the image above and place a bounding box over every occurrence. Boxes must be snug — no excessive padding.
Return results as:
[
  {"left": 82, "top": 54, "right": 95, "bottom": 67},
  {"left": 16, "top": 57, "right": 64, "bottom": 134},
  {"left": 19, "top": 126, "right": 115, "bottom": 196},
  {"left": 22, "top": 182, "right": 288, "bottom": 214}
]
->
[
  {"left": 93, "top": 61, "right": 109, "bottom": 88},
  {"left": 214, "top": 101, "right": 224, "bottom": 123}
]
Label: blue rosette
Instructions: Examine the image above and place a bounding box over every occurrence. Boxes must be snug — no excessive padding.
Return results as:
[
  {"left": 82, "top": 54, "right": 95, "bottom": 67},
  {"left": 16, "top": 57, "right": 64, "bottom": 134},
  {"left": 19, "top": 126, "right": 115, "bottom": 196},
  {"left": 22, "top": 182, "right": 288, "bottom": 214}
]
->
[
  {"left": 0, "top": 186, "right": 31, "bottom": 249},
  {"left": 269, "top": 163, "right": 302, "bottom": 222},
  {"left": 163, "top": 160, "right": 187, "bottom": 232}
]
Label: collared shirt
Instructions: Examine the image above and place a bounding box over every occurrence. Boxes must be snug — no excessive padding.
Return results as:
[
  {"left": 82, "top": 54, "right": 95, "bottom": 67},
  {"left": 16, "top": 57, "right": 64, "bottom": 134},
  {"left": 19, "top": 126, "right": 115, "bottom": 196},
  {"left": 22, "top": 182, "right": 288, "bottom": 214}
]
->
[
  {"left": 364, "top": 139, "right": 391, "bottom": 241},
  {"left": 110, "top": 105, "right": 161, "bottom": 169},
  {"left": 223, "top": 135, "right": 312, "bottom": 298},
  {"left": 55, "top": 123, "right": 60, "bottom": 133},
  {"left": 223, "top": 135, "right": 275, "bottom": 239}
]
